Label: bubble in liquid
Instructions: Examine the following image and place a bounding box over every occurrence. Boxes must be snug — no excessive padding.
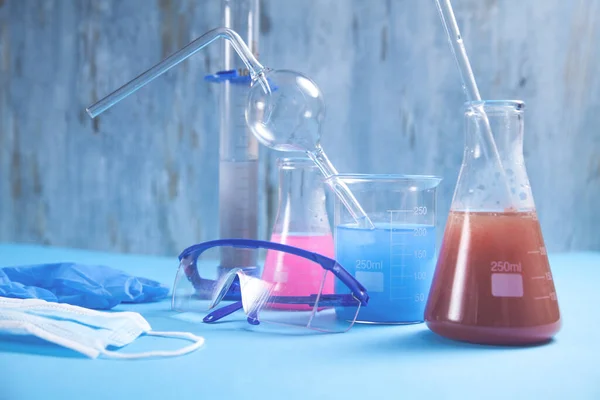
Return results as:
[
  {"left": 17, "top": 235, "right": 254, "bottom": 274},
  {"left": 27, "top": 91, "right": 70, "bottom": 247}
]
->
[
  {"left": 511, "top": 188, "right": 516, "bottom": 194},
  {"left": 477, "top": 184, "right": 486, "bottom": 190},
  {"left": 519, "top": 192, "right": 527, "bottom": 200},
  {"left": 506, "top": 169, "right": 514, "bottom": 176}
]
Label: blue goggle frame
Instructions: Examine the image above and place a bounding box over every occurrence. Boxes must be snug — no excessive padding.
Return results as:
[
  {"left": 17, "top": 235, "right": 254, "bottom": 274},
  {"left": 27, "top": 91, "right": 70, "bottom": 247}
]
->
[{"left": 175, "top": 239, "right": 369, "bottom": 326}]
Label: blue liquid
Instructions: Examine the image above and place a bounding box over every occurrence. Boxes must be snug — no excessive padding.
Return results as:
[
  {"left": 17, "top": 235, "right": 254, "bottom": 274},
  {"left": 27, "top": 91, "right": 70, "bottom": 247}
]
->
[{"left": 335, "top": 223, "right": 436, "bottom": 323}]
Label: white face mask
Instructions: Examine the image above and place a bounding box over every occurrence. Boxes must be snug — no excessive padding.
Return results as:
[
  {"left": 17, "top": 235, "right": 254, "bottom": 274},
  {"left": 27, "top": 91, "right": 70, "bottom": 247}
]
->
[{"left": 0, "top": 297, "right": 204, "bottom": 359}]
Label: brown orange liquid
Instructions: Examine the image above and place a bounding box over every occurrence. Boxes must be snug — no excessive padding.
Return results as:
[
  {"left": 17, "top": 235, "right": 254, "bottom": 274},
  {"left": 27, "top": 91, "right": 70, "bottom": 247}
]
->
[{"left": 425, "top": 210, "right": 561, "bottom": 345}]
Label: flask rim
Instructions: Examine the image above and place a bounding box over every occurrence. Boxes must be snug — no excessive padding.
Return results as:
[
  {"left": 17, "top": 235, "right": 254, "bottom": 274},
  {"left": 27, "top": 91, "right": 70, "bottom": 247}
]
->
[
  {"left": 325, "top": 174, "right": 442, "bottom": 189},
  {"left": 464, "top": 100, "right": 525, "bottom": 112}
]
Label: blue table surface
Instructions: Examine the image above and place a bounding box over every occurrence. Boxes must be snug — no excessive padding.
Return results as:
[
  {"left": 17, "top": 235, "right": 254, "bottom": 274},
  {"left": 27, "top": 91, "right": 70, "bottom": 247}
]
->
[{"left": 0, "top": 243, "right": 598, "bottom": 400}]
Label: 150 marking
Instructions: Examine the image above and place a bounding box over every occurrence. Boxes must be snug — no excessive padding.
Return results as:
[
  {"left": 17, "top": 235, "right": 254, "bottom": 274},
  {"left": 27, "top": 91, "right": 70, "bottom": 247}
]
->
[{"left": 414, "top": 250, "right": 427, "bottom": 259}]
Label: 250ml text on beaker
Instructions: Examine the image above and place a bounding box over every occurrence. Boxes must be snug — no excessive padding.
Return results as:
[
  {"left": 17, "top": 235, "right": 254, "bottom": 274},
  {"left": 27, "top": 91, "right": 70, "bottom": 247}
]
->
[{"left": 355, "top": 260, "right": 383, "bottom": 270}]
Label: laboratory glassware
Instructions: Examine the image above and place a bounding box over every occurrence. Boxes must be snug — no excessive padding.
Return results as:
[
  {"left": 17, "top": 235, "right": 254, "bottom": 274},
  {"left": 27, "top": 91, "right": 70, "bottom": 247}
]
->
[
  {"left": 262, "top": 157, "right": 335, "bottom": 309},
  {"left": 171, "top": 238, "right": 369, "bottom": 333},
  {"left": 327, "top": 174, "right": 442, "bottom": 324},
  {"left": 212, "top": 0, "right": 261, "bottom": 274},
  {"left": 245, "top": 71, "right": 375, "bottom": 229},
  {"left": 424, "top": 100, "right": 561, "bottom": 345},
  {"left": 85, "top": 27, "right": 373, "bottom": 230}
]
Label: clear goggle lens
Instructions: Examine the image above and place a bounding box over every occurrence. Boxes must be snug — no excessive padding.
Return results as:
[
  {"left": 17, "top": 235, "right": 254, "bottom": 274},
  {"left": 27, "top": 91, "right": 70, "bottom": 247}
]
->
[{"left": 172, "top": 244, "right": 362, "bottom": 333}]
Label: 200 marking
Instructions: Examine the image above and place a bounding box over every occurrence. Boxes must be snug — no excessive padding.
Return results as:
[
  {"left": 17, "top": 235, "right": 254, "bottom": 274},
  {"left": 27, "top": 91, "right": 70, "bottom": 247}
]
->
[{"left": 413, "top": 227, "right": 427, "bottom": 237}]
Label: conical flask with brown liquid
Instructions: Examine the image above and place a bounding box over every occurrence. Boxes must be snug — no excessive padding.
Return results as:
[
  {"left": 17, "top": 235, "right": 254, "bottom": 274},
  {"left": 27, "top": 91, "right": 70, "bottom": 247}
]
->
[{"left": 425, "top": 100, "right": 561, "bottom": 345}]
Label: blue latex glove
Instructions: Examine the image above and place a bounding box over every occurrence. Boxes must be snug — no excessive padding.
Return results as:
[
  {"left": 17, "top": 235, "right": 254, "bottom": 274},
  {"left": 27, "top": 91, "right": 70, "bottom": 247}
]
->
[{"left": 0, "top": 263, "right": 169, "bottom": 310}]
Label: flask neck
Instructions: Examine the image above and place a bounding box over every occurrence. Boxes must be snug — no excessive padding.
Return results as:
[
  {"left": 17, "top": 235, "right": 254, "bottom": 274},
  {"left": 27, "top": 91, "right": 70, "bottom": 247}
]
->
[
  {"left": 453, "top": 100, "right": 535, "bottom": 212},
  {"left": 272, "top": 158, "right": 331, "bottom": 236},
  {"left": 464, "top": 101, "right": 525, "bottom": 163}
]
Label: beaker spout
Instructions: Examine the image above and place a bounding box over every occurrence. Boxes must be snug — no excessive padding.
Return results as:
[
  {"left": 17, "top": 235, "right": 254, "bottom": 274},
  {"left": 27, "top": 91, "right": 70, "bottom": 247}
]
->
[
  {"left": 308, "top": 147, "right": 375, "bottom": 230},
  {"left": 86, "top": 27, "right": 267, "bottom": 118}
]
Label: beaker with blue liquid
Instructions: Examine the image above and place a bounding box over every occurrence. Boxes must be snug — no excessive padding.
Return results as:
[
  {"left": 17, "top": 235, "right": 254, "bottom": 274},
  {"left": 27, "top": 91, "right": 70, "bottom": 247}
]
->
[{"left": 328, "top": 174, "right": 441, "bottom": 324}]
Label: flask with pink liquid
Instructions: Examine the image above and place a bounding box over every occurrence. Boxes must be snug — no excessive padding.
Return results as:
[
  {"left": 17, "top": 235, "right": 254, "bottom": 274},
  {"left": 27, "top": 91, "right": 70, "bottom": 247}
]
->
[{"left": 262, "top": 157, "right": 335, "bottom": 310}]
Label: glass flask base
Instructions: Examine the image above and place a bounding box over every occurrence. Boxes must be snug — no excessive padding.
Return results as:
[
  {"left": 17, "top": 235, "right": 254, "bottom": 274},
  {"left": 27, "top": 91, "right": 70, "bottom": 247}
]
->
[
  {"left": 336, "top": 306, "right": 426, "bottom": 325},
  {"left": 354, "top": 319, "right": 424, "bottom": 325},
  {"left": 426, "top": 319, "right": 561, "bottom": 346}
]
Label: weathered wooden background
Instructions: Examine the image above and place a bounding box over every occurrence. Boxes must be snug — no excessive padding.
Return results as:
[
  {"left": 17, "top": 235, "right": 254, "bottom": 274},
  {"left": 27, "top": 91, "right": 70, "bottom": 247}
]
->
[{"left": 1, "top": 0, "right": 599, "bottom": 256}]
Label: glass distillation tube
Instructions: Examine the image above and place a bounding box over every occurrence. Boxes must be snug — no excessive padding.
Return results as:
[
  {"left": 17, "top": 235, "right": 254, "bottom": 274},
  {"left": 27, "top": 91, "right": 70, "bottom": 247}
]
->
[
  {"left": 211, "top": 0, "right": 261, "bottom": 275},
  {"left": 85, "top": 22, "right": 373, "bottom": 244},
  {"left": 424, "top": 101, "right": 561, "bottom": 345}
]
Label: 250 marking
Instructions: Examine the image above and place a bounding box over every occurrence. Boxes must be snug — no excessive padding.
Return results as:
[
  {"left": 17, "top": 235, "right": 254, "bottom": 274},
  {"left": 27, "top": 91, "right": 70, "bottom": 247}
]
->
[{"left": 413, "top": 206, "right": 428, "bottom": 215}]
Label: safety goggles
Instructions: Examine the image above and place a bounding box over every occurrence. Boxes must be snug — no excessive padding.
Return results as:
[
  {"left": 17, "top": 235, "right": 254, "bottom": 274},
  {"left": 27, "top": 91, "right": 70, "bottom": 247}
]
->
[{"left": 172, "top": 239, "right": 369, "bottom": 333}]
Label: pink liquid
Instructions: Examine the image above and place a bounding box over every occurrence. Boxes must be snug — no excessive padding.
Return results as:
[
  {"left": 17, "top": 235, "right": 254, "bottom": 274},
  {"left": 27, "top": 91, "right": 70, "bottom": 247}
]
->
[{"left": 262, "top": 233, "right": 335, "bottom": 310}]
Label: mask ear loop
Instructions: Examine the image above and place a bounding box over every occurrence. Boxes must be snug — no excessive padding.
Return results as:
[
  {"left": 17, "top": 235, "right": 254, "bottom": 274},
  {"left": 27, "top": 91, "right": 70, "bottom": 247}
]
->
[{"left": 100, "top": 331, "right": 205, "bottom": 360}]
